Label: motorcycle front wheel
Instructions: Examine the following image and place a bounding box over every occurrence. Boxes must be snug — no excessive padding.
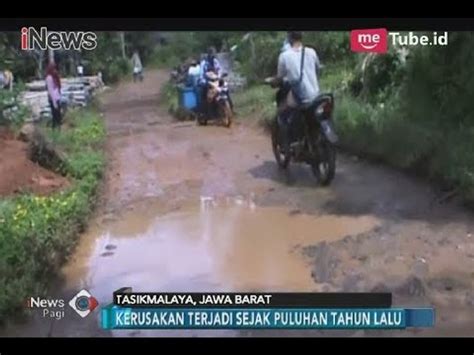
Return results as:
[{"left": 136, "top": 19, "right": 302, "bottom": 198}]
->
[
  {"left": 271, "top": 118, "right": 290, "bottom": 169},
  {"left": 197, "top": 113, "right": 208, "bottom": 126},
  {"left": 311, "top": 139, "right": 336, "bottom": 186},
  {"left": 219, "top": 100, "right": 233, "bottom": 128}
]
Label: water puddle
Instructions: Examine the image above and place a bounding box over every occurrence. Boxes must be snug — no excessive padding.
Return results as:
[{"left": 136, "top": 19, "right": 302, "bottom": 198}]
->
[{"left": 63, "top": 198, "right": 379, "bottom": 303}]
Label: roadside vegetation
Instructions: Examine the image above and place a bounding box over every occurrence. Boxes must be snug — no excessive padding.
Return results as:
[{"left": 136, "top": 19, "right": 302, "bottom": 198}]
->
[
  {"left": 155, "top": 31, "right": 474, "bottom": 205},
  {"left": 0, "top": 32, "right": 163, "bottom": 84},
  {"left": 1, "top": 30, "right": 159, "bottom": 321},
  {"left": 0, "top": 108, "right": 106, "bottom": 320},
  {"left": 148, "top": 32, "right": 474, "bottom": 205},
  {"left": 231, "top": 32, "right": 474, "bottom": 205}
]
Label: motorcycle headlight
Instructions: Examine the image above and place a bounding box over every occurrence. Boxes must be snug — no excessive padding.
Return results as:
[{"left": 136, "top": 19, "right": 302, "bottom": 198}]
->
[{"left": 316, "top": 105, "right": 325, "bottom": 115}]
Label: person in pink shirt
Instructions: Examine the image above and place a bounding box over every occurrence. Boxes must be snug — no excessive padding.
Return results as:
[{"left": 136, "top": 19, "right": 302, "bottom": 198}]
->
[{"left": 45, "top": 62, "right": 62, "bottom": 130}]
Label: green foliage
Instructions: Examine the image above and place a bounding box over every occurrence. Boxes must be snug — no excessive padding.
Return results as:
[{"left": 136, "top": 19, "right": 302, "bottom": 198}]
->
[
  {"left": 0, "top": 109, "right": 105, "bottom": 320},
  {"left": 233, "top": 84, "right": 274, "bottom": 126},
  {"left": 106, "top": 57, "right": 132, "bottom": 84},
  {"left": 84, "top": 33, "right": 132, "bottom": 83},
  {"left": 303, "top": 32, "right": 352, "bottom": 64},
  {"left": 149, "top": 32, "right": 205, "bottom": 69},
  {"left": 160, "top": 81, "right": 179, "bottom": 114},
  {"left": 0, "top": 84, "right": 30, "bottom": 129},
  {"left": 350, "top": 50, "right": 407, "bottom": 101},
  {"left": 335, "top": 94, "right": 440, "bottom": 168},
  {"left": 0, "top": 33, "right": 39, "bottom": 80},
  {"left": 233, "top": 31, "right": 474, "bottom": 205},
  {"left": 403, "top": 32, "right": 474, "bottom": 128},
  {"left": 46, "top": 109, "right": 106, "bottom": 152},
  {"left": 320, "top": 64, "right": 355, "bottom": 93},
  {"left": 234, "top": 32, "right": 286, "bottom": 84}
]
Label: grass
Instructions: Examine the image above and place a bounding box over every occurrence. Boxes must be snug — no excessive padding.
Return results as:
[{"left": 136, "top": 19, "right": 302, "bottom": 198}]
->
[
  {"left": 148, "top": 47, "right": 182, "bottom": 70},
  {"left": 160, "top": 81, "right": 179, "bottom": 115},
  {"left": 0, "top": 108, "right": 106, "bottom": 321},
  {"left": 233, "top": 85, "right": 274, "bottom": 127}
]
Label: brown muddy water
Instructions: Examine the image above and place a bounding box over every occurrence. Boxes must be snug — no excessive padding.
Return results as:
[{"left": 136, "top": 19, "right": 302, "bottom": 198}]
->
[{"left": 65, "top": 200, "right": 378, "bottom": 295}]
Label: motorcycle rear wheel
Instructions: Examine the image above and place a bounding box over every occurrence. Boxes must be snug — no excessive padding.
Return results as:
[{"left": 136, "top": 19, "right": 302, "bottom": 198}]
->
[{"left": 271, "top": 118, "right": 290, "bottom": 169}]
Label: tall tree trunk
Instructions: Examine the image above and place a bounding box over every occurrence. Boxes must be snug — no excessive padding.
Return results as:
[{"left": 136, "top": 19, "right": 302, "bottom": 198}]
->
[
  {"left": 249, "top": 34, "right": 257, "bottom": 75},
  {"left": 120, "top": 32, "right": 126, "bottom": 59},
  {"left": 34, "top": 50, "right": 45, "bottom": 78},
  {"left": 48, "top": 49, "right": 55, "bottom": 64},
  {"left": 69, "top": 53, "right": 75, "bottom": 76}
]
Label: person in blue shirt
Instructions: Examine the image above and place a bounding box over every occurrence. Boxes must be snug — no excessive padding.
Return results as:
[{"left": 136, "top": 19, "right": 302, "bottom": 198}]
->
[{"left": 200, "top": 47, "right": 222, "bottom": 82}]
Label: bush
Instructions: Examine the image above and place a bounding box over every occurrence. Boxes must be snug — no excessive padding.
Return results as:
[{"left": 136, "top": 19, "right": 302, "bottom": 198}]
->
[
  {"left": 233, "top": 84, "right": 274, "bottom": 126},
  {"left": 0, "top": 108, "right": 105, "bottom": 320},
  {"left": 403, "top": 32, "right": 474, "bottom": 128},
  {"left": 159, "top": 81, "right": 179, "bottom": 115},
  {"left": 103, "top": 58, "right": 131, "bottom": 84},
  {"left": 0, "top": 84, "right": 30, "bottom": 129}
]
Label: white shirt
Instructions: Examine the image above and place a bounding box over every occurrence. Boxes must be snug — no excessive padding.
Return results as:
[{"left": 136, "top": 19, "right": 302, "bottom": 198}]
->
[{"left": 277, "top": 46, "right": 321, "bottom": 104}]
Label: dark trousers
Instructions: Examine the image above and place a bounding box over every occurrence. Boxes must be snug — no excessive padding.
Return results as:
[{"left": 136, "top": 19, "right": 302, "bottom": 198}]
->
[
  {"left": 49, "top": 99, "right": 62, "bottom": 130},
  {"left": 276, "top": 86, "right": 293, "bottom": 153},
  {"left": 200, "top": 84, "right": 209, "bottom": 115},
  {"left": 133, "top": 71, "right": 143, "bottom": 82}
]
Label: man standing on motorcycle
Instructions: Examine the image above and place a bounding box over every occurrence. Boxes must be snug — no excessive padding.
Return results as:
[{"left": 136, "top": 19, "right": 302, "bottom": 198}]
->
[{"left": 275, "top": 31, "right": 321, "bottom": 154}]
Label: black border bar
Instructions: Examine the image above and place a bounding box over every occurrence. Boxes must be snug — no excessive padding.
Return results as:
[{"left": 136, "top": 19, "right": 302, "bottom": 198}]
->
[
  {"left": 1, "top": 18, "right": 474, "bottom": 31},
  {"left": 0, "top": 337, "right": 473, "bottom": 353},
  {"left": 112, "top": 291, "right": 392, "bottom": 308}
]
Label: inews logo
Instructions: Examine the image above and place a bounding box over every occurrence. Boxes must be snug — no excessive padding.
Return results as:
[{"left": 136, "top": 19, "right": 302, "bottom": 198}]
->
[
  {"left": 21, "top": 27, "right": 97, "bottom": 51},
  {"left": 351, "top": 29, "right": 448, "bottom": 53}
]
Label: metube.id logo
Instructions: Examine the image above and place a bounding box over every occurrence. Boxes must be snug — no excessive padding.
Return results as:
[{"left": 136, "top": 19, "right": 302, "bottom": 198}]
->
[
  {"left": 351, "top": 28, "right": 388, "bottom": 53},
  {"left": 69, "top": 289, "right": 99, "bottom": 318}
]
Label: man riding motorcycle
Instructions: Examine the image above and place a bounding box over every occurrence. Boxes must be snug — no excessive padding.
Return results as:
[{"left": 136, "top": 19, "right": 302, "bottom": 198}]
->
[
  {"left": 275, "top": 31, "right": 321, "bottom": 155},
  {"left": 199, "top": 47, "right": 222, "bottom": 116},
  {"left": 199, "top": 47, "right": 234, "bottom": 116}
]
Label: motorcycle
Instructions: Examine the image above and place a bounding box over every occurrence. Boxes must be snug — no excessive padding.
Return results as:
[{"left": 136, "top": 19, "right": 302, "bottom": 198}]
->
[
  {"left": 197, "top": 72, "right": 233, "bottom": 128},
  {"left": 264, "top": 77, "right": 338, "bottom": 186}
]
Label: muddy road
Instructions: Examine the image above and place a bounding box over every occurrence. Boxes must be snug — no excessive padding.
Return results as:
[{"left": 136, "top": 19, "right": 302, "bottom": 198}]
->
[{"left": 5, "top": 70, "right": 473, "bottom": 337}]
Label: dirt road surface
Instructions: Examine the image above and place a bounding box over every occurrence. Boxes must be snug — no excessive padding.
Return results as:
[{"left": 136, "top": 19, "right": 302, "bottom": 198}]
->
[{"left": 4, "top": 70, "right": 473, "bottom": 337}]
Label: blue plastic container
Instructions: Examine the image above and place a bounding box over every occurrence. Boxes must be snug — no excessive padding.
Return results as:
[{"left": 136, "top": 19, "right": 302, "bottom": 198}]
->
[{"left": 179, "top": 86, "right": 198, "bottom": 110}]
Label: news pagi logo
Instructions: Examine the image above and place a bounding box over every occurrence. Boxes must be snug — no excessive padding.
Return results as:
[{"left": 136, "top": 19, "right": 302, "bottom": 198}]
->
[{"left": 69, "top": 289, "right": 99, "bottom": 318}]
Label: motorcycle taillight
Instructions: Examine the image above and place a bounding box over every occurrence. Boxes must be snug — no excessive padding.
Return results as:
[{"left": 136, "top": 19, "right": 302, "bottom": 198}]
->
[{"left": 323, "top": 101, "right": 333, "bottom": 114}]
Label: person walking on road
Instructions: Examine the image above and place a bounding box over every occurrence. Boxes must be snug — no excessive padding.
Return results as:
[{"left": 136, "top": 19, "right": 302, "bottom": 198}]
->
[
  {"left": 131, "top": 50, "right": 143, "bottom": 82},
  {"left": 45, "top": 62, "right": 63, "bottom": 130}
]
